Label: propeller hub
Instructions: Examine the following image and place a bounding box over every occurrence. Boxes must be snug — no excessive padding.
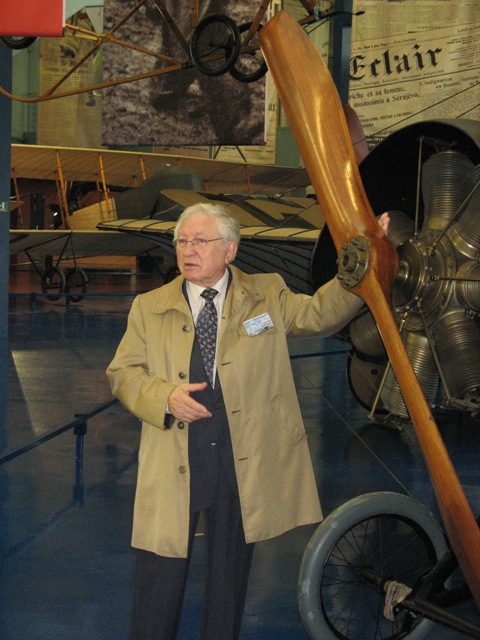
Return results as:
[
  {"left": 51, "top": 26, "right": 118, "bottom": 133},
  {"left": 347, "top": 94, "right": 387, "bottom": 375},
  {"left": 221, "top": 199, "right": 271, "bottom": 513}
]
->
[{"left": 337, "top": 236, "right": 370, "bottom": 288}]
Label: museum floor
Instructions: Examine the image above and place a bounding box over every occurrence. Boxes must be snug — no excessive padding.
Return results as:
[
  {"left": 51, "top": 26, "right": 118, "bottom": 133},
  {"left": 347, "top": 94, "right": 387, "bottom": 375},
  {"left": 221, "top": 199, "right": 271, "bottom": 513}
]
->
[{"left": 2, "top": 267, "right": 479, "bottom": 640}]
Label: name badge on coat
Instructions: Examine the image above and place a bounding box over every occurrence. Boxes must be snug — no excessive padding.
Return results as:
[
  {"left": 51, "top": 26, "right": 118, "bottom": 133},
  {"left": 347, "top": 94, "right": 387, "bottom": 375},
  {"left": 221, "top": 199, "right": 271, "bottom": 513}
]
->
[{"left": 243, "top": 312, "right": 274, "bottom": 336}]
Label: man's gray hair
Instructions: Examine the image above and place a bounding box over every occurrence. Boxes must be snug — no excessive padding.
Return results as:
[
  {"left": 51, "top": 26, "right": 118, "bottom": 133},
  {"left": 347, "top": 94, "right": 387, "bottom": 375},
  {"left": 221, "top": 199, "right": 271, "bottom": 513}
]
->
[{"left": 174, "top": 203, "right": 241, "bottom": 245}]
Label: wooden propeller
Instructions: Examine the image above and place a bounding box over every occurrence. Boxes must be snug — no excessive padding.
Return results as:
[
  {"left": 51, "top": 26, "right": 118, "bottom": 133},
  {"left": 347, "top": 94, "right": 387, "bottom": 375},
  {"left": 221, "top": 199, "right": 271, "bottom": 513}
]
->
[{"left": 260, "top": 11, "right": 480, "bottom": 609}]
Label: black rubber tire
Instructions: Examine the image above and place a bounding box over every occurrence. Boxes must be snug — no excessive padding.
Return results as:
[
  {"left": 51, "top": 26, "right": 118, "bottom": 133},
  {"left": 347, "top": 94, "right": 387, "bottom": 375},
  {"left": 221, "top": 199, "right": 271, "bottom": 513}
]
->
[
  {"left": 229, "top": 22, "right": 268, "bottom": 83},
  {"left": 65, "top": 268, "right": 88, "bottom": 303},
  {"left": 190, "top": 14, "right": 241, "bottom": 77},
  {"left": 0, "top": 36, "right": 37, "bottom": 50},
  {"left": 41, "top": 266, "right": 66, "bottom": 301},
  {"left": 298, "top": 492, "right": 449, "bottom": 640}
]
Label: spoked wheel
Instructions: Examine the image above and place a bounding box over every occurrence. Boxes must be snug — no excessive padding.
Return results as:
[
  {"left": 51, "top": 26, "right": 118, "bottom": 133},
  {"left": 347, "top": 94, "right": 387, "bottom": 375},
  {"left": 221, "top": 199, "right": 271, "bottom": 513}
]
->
[
  {"left": 190, "top": 14, "right": 241, "bottom": 76},
  {"left": 0, "top": 36, "right": 37, "bottom": 50},
  {"left": 41, "top": 266, "right": 66, "bottom": 301},
  {"left": 230, "top": 22, "right": 268, "bottom": 83},
  {"left": 65, "top": 268, "right": 88, "bottom": 303},
  {"left": 298, "top": 492, "right": 449, "bottom": 640}
]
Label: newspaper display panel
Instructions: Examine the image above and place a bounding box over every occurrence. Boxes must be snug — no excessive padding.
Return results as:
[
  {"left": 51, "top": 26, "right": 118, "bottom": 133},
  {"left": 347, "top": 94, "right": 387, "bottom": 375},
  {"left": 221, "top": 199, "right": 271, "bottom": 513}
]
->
[{"left": 350, "top": 0, "right": 480, "bottom": 146}]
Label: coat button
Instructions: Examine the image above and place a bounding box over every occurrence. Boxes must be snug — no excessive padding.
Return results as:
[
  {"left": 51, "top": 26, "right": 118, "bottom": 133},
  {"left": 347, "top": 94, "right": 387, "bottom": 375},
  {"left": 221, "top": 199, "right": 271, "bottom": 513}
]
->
[
  {"left": 178, "top": 422, "right": 185, "bottom": 430},
  {"left": 179, "top": 371, "right": 187, "bottom": 379},
  {"left": 182, "top": 325, "right": 191, "bottom": 332},
  {"left": 178, "top": 465, "right": 187, "bottom": 474}
]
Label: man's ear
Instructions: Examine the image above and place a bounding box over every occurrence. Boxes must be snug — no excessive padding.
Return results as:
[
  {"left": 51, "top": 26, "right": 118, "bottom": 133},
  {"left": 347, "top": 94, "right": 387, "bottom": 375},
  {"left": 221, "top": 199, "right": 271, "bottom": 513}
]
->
[{"left": 226, "top": 241, "right": 238, "bottom": 264}]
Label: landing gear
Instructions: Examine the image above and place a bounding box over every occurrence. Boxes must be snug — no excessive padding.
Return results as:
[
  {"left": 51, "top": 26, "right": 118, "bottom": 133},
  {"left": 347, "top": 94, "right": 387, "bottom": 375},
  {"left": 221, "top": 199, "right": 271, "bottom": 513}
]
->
[
  {"left": 298, "top": 492, "right": 449, "bottom": 640},
  {"left": 41, "top": 266, "right": 88, "bottom": 303},
  {"left": 190, "top": 14, "right": 241, "bottom": 76}
]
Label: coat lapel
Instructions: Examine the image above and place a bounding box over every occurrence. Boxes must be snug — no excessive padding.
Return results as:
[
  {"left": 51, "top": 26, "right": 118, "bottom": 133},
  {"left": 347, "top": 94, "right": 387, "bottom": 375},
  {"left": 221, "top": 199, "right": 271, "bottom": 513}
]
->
[{"left": 220, "top": 265, "right": 265, "bottom": 330}]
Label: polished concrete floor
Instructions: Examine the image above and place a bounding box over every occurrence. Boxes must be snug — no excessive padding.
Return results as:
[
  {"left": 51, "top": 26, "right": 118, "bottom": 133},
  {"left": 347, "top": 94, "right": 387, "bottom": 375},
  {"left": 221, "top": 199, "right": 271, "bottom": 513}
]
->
[{"left": 1, "top": 267, "right": 480, "bottom": 639}]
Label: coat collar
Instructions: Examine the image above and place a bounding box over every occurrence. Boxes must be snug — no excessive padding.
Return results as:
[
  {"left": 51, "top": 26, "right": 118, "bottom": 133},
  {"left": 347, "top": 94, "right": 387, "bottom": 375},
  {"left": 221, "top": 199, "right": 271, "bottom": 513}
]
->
[
  {"left": 150, "top": 265, "right": 265, "bottom": 318},
  {"left": 222, "top": 266, "right": 265, "bottom": 320}
]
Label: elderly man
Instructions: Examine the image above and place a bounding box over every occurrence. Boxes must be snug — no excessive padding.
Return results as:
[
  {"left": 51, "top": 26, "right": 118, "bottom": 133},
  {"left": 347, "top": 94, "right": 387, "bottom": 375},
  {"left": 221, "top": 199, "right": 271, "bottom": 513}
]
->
[{"left": 107, "top": 202, "right": 379, "bottom": 640}]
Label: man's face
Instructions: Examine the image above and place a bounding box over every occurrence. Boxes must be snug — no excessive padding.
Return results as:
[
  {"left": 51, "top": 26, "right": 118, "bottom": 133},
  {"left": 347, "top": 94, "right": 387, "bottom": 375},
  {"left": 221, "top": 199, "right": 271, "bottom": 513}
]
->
[{"left": 176, "top": 213, "right": 237, "bottom": 287}]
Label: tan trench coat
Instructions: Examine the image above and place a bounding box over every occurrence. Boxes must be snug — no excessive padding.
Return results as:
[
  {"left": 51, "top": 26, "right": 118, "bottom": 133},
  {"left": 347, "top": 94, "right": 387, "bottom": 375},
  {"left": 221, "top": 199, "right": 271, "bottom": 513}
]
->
[{"left": 107, "top": 265, "right": 363, "bottom": 558}]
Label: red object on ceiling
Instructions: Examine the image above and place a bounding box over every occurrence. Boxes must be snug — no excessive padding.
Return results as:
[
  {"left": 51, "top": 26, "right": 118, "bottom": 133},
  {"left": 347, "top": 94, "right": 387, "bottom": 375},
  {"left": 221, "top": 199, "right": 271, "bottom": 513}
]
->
[{"left": 0, "top": 0, "right": 65, "bottom": 36}]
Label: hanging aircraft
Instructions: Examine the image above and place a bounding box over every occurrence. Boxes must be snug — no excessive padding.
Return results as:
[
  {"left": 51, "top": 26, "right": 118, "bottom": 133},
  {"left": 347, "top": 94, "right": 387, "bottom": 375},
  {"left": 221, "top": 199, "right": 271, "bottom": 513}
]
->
[{"left": 0, "top": 0, "right": 341, "bottom": 102}]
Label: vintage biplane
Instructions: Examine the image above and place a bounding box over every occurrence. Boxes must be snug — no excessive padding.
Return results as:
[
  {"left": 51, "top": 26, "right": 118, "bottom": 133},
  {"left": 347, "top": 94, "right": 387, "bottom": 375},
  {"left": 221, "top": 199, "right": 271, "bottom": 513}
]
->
[{"left": 9, "top": 142, "right": 324, "bottom": 299}]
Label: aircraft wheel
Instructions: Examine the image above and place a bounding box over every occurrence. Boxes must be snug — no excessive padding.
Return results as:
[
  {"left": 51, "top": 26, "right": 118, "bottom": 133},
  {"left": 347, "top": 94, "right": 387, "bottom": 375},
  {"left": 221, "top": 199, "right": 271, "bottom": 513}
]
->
[
  {"left": 41, "top": 266, "right": 66, "bottom": 301},
  {"left": 0, "top": 36, "right": 37, "bottom": 49},
  {"left": 190, "top": 14, "right": 241, "bottom": 76},
  {"left": 229, "top": 22, "right": 268, "bottom": 83},
  {"left": 298, "top": 492, "right": 449, "bottom": 640},
  {"left": 66, "top": 268, "right": 88, "bottom": 303}
]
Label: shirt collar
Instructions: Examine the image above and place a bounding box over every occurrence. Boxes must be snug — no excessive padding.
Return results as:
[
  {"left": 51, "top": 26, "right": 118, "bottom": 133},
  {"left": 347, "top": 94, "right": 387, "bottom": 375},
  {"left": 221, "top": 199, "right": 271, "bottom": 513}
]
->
[{"left": 186, "top": 269, "right": 230, "bottom": 303}]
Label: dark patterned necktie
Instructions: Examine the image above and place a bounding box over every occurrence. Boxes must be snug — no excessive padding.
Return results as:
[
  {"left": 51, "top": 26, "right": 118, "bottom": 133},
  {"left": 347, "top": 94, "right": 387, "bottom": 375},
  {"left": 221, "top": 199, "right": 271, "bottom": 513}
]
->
[{"left": 196, "top": 288, "right": 218, "bottom": 386}]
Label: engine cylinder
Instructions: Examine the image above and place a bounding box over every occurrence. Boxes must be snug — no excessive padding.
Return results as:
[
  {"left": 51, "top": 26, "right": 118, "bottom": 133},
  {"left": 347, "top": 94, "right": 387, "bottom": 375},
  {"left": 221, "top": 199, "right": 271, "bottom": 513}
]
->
[
  {"left": 433, "top": 310, "right": 480, "bottom": 404},
  {"left": 386, "top": 210, "right": 415, "bottom": 247},
  {"left": 381, "top": 331, "right": 439, "bottom": 418},
  {"left": 349, "top": 310, "right": 385, "bottom": 358},
  {"left": 455, "top": 164, "right": 480, "bottom": 253},
  {"left": 456, "top": 261, "right": 480, "bottom": 312},
  {"left": 422, "top": 151, "right": 476, "bottom": 232}
]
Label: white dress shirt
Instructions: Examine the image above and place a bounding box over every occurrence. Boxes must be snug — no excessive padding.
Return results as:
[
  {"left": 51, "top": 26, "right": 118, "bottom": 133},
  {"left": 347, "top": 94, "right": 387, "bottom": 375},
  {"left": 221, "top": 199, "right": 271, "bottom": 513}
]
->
[{"left": 185, "top": 269, "right": 230, "bottom": 386}]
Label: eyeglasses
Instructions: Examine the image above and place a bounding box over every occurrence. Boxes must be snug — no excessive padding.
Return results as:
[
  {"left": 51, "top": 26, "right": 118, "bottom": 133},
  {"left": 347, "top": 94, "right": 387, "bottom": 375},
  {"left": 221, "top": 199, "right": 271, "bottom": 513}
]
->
[{"left": 174, "top": 237, "right": 224, "bottom": 249}]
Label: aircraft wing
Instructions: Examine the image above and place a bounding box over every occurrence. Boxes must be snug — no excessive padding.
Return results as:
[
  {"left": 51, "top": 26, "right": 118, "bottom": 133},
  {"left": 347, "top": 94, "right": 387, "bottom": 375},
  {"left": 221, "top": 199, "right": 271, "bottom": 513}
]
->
[
  {"left": 11, "top": 143, "right": 310, "bottom": 193},
  {"left": 9, "top": 227, "right": 176, "bottom": 261},
  {"left": 10, "top": 220, "right": 320, "bottom": 295},
  {"left": 10, "top": 189, "right": 325, "bottom": 294},
  {"left": 92, "top": 189, "right": 325, "bottom": 293},
  {"left": 97, "top": 218, "right": 321, "bottom": 294},
  {"left": 157, "top": 189, "right": 323, "bottom": 228}
]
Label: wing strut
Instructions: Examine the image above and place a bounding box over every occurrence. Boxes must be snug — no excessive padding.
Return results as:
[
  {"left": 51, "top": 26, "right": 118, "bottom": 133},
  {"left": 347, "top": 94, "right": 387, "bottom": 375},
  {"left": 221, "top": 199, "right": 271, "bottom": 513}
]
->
[{"left": 260, "top": 11, "right": 480, "bottom": 609}]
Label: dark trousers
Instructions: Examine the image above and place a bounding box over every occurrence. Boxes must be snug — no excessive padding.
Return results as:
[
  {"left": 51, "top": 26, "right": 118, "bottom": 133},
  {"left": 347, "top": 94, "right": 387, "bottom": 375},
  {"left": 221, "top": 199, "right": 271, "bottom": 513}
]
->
[{"left": 130, "top": 474, "right": 254, "bottom": 640}]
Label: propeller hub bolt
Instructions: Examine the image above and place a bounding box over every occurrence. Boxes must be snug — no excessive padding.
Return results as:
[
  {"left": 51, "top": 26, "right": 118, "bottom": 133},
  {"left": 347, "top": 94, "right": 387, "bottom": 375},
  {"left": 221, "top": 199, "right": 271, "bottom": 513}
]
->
[{"left": 338, "top": 236, "right": 370, "bottom": 288}]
